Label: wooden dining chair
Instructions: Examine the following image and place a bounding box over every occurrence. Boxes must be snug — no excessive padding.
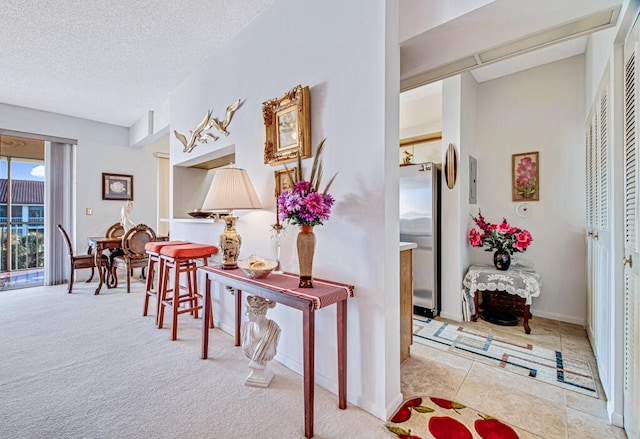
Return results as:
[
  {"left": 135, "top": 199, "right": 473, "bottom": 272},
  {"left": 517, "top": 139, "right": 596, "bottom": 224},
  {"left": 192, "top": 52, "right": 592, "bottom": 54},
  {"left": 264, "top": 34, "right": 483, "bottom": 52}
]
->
[
  {"left": 111, "top": 224, "right": 156, "bottom": 293},
  {"left": 105, "top": 222, "right": 125, "bottom": 238},
  {"left": 57, "top": 224, "right": 101, "bottom": 294}
]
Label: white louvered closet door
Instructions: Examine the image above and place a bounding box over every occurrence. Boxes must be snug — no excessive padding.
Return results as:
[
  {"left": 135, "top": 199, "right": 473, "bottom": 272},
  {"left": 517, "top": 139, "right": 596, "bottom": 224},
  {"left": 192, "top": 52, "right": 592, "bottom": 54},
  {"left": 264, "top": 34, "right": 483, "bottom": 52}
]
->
[
  {"left": 586, "top": 118, "right": 595, "bottom": 340},
  {"left": 586, "top": 68, "right": 612, "bottom": 398},
  {"left": 623, "top": 18, "right": 640, "bottom": 439}
]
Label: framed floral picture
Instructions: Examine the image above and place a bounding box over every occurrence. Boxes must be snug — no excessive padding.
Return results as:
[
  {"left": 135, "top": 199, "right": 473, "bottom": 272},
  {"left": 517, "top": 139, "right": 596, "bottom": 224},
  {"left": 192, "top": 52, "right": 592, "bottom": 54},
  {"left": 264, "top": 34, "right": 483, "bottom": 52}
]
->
[
  {"left": 262, "top": 85, "right": 311, "bottom": 166},
  {"left": 512, "top": 152, "right": 539, "bottom": 201},
  {"left": 102, "top": 173, "right": 133, "bottom": 201},
  {"left": 275, "top": 168, "right": 296, "bottom": 197}
]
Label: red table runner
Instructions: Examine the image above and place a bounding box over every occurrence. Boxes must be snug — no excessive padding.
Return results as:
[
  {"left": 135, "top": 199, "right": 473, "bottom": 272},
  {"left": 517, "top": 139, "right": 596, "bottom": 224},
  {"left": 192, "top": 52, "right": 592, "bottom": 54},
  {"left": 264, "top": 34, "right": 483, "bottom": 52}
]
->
[{"left": 205, "top": 267, "right": 354, "bottom": 310}]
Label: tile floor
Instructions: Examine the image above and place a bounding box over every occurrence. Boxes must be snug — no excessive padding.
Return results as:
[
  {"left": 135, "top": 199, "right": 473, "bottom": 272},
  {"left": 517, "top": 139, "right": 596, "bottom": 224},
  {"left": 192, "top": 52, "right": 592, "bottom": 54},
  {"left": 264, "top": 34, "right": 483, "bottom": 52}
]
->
[{"left": 400, "top": 315, "right": 628, "bottom": 439}]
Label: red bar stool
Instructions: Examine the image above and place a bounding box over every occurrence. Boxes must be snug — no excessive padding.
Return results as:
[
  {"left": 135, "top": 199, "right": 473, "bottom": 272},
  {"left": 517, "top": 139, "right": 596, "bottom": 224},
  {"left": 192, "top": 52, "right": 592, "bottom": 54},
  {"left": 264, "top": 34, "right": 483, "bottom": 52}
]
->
[
  {"left": 158, "top": 243, "right": 218, "bottom": 340},
  {"left": 143, "top": 240, "right": 191, "bottom": 321}
]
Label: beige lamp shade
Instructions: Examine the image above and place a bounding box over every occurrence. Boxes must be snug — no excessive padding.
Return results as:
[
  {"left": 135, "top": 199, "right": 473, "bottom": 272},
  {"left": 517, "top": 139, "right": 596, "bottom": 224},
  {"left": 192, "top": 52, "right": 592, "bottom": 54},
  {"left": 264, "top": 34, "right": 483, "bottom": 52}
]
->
[{"left": 202, "top": 167, "right": 262, "bottom": 211}]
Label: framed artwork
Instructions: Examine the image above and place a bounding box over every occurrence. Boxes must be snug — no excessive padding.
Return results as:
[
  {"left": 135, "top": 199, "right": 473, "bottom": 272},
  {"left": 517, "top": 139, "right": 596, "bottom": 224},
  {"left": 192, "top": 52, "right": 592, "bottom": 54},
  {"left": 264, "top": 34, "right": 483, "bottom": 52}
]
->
[
  {"left": 102, "top": 173, "right": 134, "bottom": 201},
  {"left": 512, "top": 151, "right": 539, "bottom": 201},
  {"left": 275, "top": 168, "right": 296, "bottom": 196},
  {"left": 263, "top": 85, "right": 311, "bottom": 166}
]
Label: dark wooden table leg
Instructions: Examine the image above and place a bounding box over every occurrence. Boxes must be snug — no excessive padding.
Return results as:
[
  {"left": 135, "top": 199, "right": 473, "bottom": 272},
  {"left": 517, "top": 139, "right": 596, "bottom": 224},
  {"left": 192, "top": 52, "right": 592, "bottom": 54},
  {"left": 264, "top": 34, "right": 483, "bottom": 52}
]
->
[
  {"left": 471, "top": 289, "right": 479, "bottom": 321},
  {"left": 337, "top": 299, "right": 347, "bottom": 410},
  {"left": 235, "top": 289, "right": 242, "bottom": 347},
  {"left": 94, "top": 244, "right": 104, "bottom": 295},
  {"left": 201, "top": 276, "right": 211, "bottom": 359},
  {"left": 303, "top": 306, "right": 315, "bottom": 438},
  {"left": 523, "top": 304, "right": 531, "bottom": 334}
]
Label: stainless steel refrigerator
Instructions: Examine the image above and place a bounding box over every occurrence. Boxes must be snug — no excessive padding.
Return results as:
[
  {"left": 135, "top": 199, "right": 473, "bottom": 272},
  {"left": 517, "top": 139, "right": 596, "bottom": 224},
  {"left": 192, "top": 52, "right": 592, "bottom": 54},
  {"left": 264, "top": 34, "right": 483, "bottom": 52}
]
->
[{"left": 399, "top": 162, "right": 440, "bottom": 317}]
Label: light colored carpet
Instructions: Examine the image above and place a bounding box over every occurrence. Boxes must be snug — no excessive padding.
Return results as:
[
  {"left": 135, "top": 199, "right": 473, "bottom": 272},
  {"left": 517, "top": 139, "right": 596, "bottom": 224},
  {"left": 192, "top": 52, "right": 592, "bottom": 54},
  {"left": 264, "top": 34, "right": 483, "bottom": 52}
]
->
[
  {"left": 413, "top": 317, "right": 598, "bottom": 398},
  {"left": 0, "top": 276, "right": 387, "bottom": 439}
]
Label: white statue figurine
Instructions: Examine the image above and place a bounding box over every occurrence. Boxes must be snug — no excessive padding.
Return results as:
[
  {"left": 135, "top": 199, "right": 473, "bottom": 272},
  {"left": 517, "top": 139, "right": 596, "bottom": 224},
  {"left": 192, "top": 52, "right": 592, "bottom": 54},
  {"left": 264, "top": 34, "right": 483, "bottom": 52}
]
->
[
  {"left": 120, "top": 200, "right": 135, "bottom": 232},
  {"left": 240, "top": 295, "right": 281, "bottom": 387}
]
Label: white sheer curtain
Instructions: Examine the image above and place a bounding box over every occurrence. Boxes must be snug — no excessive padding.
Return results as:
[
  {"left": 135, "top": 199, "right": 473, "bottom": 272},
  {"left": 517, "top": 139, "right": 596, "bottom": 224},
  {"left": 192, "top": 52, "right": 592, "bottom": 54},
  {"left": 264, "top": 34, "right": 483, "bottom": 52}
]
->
[{"left": 44, "top": 141, "right": 73, "bottom": 285}]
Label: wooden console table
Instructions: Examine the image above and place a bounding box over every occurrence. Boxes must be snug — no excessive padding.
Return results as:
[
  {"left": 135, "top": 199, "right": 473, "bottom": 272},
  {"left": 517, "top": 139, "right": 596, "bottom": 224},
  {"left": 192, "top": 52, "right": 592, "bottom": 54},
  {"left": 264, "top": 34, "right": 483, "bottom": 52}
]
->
[
  {"left": 463, "top": 264, "right": 541, "bottom": 334},
  {"left": 199, "top": 266, "right": 354, "bottom": 439}
]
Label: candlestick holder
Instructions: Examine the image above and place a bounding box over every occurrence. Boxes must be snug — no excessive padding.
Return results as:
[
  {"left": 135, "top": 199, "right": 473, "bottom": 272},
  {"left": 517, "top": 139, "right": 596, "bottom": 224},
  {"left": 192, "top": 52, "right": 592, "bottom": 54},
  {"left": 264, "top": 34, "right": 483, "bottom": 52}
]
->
[{"left": 270, "top": 224, "right": 286, "bottom": 274}]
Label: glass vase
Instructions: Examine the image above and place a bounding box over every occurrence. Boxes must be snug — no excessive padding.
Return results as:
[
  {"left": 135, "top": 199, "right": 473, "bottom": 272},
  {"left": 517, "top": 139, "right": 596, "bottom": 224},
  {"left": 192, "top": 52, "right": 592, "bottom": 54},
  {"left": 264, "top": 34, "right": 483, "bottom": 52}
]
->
[{"left": 271, "top": 225, "right": 285, "bottom": 274}]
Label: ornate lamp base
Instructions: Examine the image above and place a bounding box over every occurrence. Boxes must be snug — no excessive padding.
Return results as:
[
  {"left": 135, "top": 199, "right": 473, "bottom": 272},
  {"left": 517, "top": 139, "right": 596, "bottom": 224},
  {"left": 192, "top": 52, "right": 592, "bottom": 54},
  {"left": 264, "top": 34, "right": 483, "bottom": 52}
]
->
[{"left": 220, "top": 215, "right": 240, "bottom": 269}]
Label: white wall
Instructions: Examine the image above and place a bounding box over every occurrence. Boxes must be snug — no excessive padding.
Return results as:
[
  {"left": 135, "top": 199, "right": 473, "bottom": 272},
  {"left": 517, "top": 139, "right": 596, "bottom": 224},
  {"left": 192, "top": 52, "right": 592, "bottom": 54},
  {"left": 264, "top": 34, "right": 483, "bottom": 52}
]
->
[
  {"left": 585, "top": 27, "right": 616, "bottom": 116},
  {"left": 166, "top": 0, "right": 401, "bottom": 420},
  {"left": 0, "top": 102, "right": 168, "bottom": 251},
  {"left": 460, "top": 72, "right": 479, "bottom": 302},
  {"left": 440, "top": 72, "right": 478, "bottom": 321},
  {"left": 473, "top": 55, "right": 587, "bottom": 324}
]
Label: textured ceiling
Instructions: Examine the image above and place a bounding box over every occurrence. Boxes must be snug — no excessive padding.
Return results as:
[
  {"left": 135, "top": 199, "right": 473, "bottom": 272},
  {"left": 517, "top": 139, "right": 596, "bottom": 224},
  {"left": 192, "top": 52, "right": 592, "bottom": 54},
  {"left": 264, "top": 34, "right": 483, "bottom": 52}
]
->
[
  {"left": 0, "top": 0, "right": 276, "bottom": 127},
  {"left": 0, "top": 1, "right": 623, "bottom": 129}
]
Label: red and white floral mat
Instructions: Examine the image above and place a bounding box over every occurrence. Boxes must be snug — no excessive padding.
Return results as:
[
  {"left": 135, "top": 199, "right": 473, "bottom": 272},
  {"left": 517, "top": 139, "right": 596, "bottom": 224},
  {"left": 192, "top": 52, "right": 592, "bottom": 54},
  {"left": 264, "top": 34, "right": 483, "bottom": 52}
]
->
[{"left": 385, "top": 397, "right": 538, "bottom": 439}]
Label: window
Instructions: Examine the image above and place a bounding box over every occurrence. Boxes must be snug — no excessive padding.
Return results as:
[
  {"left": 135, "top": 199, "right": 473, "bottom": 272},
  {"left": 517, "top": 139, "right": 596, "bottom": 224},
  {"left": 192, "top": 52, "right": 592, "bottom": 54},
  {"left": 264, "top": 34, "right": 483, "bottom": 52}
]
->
[{"left": 28, "top": 206, "right": 43, "bottom": 220}]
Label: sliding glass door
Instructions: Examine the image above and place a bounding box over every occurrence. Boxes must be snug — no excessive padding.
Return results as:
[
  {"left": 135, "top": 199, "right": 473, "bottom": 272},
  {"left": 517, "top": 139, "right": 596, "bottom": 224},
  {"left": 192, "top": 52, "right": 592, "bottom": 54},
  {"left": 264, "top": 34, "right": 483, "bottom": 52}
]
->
[{"left": 0, "top": 135, "right": 45, "bottom": 289}]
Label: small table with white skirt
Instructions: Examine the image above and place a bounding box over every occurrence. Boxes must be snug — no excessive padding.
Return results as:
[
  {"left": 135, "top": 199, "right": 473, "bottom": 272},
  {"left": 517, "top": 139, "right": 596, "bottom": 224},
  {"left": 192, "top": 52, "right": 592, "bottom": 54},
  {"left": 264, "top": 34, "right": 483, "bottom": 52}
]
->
[{"left": 463, "top": 264, "right": 541, "bottom": 334}]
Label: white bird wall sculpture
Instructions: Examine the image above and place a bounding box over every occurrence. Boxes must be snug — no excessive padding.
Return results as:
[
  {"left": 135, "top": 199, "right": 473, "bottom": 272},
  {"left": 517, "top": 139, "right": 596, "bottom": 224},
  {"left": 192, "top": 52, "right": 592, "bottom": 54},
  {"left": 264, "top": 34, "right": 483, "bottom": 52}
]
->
[
  {"left": 174, "top": 110, "right": 214, "bottom": 153},
  {"left": 208, "top": 99, "right": 242, "bottom": 136},
  {"left": 173, "top": 99, "right": 242, "bottom": 153}
]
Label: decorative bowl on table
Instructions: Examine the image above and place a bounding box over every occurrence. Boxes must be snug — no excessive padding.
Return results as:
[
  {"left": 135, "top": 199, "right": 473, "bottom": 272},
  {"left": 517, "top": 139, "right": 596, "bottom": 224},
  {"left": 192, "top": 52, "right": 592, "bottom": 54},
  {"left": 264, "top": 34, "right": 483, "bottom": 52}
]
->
[
  {"left": 187, "top": 209, "right": 213, "bottom": 218},
  {"left": 237, "top": 255, "right": 278, "bottom": 279}
]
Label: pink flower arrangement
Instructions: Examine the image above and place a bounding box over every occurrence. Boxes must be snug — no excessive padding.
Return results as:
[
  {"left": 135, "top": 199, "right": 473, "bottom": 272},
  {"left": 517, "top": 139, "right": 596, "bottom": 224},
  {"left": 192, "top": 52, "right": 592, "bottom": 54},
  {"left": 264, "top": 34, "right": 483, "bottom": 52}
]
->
[
  {"left": 278, "top": 180, "right": 335, "bottom": 226},
  {"left": 277, "top": 139, "right": 337, "bottom": 227},
  {"left": 469, "top": 210, "right": 533, "bottom": 255}
]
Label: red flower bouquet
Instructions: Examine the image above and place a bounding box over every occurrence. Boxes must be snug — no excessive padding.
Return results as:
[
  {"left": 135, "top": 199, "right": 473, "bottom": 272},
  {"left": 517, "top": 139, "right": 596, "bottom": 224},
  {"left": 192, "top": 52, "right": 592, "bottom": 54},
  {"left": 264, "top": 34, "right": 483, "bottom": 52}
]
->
[{"left": 469, "top": 210, "right": 533, "bottom": 255}]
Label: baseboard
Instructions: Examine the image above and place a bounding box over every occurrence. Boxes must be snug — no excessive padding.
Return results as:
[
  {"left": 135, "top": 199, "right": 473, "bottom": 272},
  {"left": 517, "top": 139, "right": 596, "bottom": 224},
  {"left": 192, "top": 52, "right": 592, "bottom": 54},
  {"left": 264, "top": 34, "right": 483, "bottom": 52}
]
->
[
  {"left": 385, "top": 392, "right": 405, "bottom": 420},
  {"left": 350, "top": 392, "right": 399, "bottom": 421},
  {"left": 608, "top": 407, "right": 623, "bottom": 427},
  {"left": 439, "top": 310, "right": 463, "bottom": 321},
  {"left": 531, "top": 309, "right": 585, "bottom": 326},
  {"left": 217, "top": 321, "right": 235, "bottom": 337},
  {"left": 215, "top": 327, "right": 344, "bottom": 405},
  {"left": 274, "top": 351, "right": 341, "bottom": 398},
  {"left": 273, "top": 350, "right": 392, "bottom": 420}
]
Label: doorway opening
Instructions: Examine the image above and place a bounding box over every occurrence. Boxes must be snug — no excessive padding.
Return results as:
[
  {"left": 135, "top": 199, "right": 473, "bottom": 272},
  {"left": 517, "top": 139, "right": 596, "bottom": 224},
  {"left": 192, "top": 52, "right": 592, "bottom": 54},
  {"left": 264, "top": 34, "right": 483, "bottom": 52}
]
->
[{"left": 0, "top": 135, "right": 45, "bottom": 290}]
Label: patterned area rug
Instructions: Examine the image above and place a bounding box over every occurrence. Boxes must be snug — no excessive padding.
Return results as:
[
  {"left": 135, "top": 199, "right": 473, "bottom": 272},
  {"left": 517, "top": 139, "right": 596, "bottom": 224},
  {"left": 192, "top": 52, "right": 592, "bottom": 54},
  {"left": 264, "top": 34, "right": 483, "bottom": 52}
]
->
[
  {"left": 413, "top": 318, "right": 598, "bottom": 398},
  {"left": 385, "top": 396, "right": 535, "bottom": 438}
]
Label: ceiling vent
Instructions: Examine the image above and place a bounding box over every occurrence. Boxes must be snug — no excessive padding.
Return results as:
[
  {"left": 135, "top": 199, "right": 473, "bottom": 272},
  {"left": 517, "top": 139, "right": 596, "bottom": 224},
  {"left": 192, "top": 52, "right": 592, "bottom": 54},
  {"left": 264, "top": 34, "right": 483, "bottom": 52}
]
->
[{"left": 401, "top": 6, "right": 621, "bottom": 91}]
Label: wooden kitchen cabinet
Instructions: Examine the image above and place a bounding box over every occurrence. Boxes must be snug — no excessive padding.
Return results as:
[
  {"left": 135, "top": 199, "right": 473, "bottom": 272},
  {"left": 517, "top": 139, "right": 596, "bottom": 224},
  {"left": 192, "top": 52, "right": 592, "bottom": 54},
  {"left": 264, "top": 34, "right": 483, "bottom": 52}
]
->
[{"left": 400, "top": 247, "right": 414, "bottom": 363}]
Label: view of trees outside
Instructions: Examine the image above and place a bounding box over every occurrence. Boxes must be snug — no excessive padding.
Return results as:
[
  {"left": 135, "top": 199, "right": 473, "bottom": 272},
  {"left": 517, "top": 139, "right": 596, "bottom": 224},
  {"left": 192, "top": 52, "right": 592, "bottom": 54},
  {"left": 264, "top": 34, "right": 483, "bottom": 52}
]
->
[{"left": 0, "top": 228, "right": 44, "bottom": 272}]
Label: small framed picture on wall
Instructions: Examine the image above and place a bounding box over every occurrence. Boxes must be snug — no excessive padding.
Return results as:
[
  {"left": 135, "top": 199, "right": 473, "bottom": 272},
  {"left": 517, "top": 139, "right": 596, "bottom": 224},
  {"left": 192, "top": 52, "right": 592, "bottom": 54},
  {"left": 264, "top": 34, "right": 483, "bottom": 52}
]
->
[
  {"left": 274, "top": 168, "right": 296, "bottom": 197},
  {"left": 512, "top": 152, "right": 539, "bottom": 201},
  {"left": 102, "top": 173, "right": 134, "bottom": 201}
]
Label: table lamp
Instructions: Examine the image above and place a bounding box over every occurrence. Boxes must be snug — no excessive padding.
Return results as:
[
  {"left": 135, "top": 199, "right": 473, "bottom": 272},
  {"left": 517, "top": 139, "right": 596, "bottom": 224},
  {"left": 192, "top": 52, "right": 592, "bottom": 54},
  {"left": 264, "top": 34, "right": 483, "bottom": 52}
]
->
[{"left": 202, "top": 166, "right": 262, "bottom": 269}]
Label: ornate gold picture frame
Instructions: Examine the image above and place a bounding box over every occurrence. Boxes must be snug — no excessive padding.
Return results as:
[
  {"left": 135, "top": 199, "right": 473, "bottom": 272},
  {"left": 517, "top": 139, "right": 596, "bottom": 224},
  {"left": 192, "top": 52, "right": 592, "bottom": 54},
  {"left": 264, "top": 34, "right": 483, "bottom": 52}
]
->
[
  {"left": 263, "top": 85, "right": 311, "bottom": 166},
  {"left": 274, "top": 168, "right": 297, "bottom": 196}
]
